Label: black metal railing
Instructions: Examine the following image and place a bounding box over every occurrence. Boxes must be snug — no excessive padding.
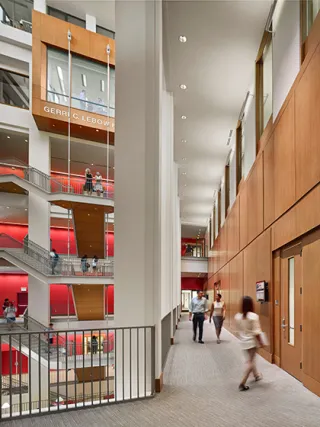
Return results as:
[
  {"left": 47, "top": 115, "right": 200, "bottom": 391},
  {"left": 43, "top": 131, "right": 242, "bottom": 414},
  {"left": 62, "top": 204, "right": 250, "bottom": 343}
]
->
[{"left": 0, "top": 326, "right": 155, "bottom": 420}]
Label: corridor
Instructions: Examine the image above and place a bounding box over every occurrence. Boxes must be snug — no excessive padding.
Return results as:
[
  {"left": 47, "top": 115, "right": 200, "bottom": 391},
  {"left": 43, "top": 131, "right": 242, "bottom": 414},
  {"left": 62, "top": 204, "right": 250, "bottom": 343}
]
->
[{"left": 4, "top": 317, "right": 320, "bottom": 427}]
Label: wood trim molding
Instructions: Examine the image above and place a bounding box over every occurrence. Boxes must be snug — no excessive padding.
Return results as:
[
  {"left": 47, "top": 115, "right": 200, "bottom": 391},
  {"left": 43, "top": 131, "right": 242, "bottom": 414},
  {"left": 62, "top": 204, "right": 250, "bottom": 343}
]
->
[
  {"left": 218, "top": 190, "right": 221, "bottom": 233},
  {"left": 236, "top": 121, "right": 242, "bottom": 193},
  {"left": 225, "top": 165, "right": 230, "bottom": 217},
  {"left": 155, "top": 372, "right": 163, "bottom": 393}
]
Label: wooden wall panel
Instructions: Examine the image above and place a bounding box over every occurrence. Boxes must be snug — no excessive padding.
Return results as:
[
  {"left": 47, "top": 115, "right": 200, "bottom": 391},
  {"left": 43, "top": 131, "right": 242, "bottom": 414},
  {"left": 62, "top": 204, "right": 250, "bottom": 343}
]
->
[
  {"left": 227, "top": 198, "right": 240, "bottom": 261},
  {"left": 244, "top": 230, "right": 272, "bottom": 356},
  {"left": 295, "top": 46, "right": 320, "bottom": 199},
  {"left": 247, "top": 155, "right": 264, "bottom": 244},
  {"left": 220, "top": 264, "right": 230, "bottom": 329},
  {"left": 295, "top": 185, "right": 320, "bottom": 237},
  {"left": 219, "top": 225, "right": 227, "bottom": 270},
  {"left": 72, "top": 285, "right": 105, "bottom": 320},
  {"left": 239, "top": 184, "right": 248, "bottom": 250},
  {"left": 272, "top": 207, "right": 296, "bottom": 251},
  {"left": 274, "top": 98, "right": 296, "bottom": 219},
  {"left": 263, "top": 134, "right": 275, "bottom": 228},
  {"left": 273, "top": 251, "right": 281, "bottom": 366},
  {"left": 229, "top": 252, "right": 243, "bottom": 333},
  {"left": 76, "top": 367, "right": 105, "bottom": 383},
  {"left": 302, "top": 230, "right": 320, "bottom": 392},
  {"left": 73, "top": 207, "right": 105, "bottom": 258}
]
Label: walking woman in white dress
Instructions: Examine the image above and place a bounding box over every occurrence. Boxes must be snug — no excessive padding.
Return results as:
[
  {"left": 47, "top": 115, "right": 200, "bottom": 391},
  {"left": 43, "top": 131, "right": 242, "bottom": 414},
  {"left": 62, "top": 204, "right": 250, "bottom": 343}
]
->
[
  {"left": 209, "top": 293, "right": 226, "bottom": 343},
  {"left": 235, "top": 296, "right": 264, "bottom": 391}
]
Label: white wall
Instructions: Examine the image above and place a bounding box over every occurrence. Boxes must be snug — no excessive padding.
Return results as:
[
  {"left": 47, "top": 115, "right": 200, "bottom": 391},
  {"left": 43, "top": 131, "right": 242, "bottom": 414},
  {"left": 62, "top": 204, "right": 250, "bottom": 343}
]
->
[
  {"left": 242, "top": 93, "right": 255, "bottom": 178},
  {"left": 273, "top": 0, "right": 300, "bottom": 120},
  {"left": 229, "top": 141, "right": 236, "bottom": 209},
  {"left": 220, "top": 179, "right": 225, "bottom": 227}
]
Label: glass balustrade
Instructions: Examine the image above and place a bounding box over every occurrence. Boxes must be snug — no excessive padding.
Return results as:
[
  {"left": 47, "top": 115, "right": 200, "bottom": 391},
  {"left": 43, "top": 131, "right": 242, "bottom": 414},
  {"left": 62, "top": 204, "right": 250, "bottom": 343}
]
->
[
  {"left": 0, "top": 69, "right": 29, "bottom": 109},
  {"left": 0, "top": 0, "right": 33, "bottom": 33}
]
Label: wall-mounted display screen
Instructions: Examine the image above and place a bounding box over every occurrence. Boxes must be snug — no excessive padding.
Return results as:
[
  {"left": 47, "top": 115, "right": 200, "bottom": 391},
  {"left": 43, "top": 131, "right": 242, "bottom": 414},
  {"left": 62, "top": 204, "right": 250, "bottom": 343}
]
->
[{"left": 256, "top": 281, "right": 268, "bottom": 302}]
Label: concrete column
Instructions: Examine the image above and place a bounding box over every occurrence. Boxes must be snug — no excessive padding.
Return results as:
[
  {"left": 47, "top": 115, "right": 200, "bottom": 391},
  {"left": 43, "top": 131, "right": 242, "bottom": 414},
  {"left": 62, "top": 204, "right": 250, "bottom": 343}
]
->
[
  {"left": 33, "top": 0, "right": 46, "bottom": 14},
  {"left": 114, "top": 0, "right": 163, "bottom": 394},
  {"left": 28, "top": 126, "right": 51, "bottom": 325},
  {"left": 86, "top": 14, "right": 97, "bottom": 32}
]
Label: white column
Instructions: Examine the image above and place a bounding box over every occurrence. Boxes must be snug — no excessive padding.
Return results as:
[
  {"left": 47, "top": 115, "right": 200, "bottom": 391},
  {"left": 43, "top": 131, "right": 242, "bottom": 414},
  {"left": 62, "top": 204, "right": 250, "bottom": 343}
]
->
[
  {"left": 28, "top": 125, "right": 51, "bottom": 325},
  {"left": 86, "top": 14, "right": 97, "bottom": 32},
  {"left": 33, "top": 0, "right": 46, "bottom": 14},
  {"left": 114, "top": 0, "right": 163, "bottom": 394}
]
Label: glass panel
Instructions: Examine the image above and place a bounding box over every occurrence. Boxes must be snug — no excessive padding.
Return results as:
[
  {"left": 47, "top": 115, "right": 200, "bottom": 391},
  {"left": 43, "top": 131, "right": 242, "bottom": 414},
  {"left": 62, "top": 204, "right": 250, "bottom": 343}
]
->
[
  {"left": 97, "top": 26, "right": 115, "bottom": 39},
  {"left": 0, "top": 69, "right": 29, "bottom": 109},
  {"left": 47, "top": 47, "right": 69, "bottom": 106},
  {"left": 263, "top": 42, "right": 273, "bottom": 128},
  {"left": 0, "top": 0, "right": 33, "bottom": 32},
  {"left": 71, "top": 54, "right": 115, "bottom": 117},
  {"left": 67, "top": 15, "right": 85, "bottom": 28},
  {"left": 288, "top": 257, "right": 295, "bottom": 345},
  {"left": 47, "top": 7, "right": 67, "bottom": 21}
]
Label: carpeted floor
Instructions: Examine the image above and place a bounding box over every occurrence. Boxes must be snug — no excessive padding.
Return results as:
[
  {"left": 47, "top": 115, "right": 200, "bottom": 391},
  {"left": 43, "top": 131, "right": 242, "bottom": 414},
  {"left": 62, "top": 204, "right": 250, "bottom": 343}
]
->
[{"left": 3, "top": 316, "right": 320, "bottom": 426}]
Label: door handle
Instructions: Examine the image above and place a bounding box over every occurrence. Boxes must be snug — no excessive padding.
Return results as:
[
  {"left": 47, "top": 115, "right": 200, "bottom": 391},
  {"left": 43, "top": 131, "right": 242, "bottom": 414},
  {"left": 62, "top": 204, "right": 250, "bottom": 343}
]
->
[{"left": 281, "top": 318, "right": 287, "bottom": 329}]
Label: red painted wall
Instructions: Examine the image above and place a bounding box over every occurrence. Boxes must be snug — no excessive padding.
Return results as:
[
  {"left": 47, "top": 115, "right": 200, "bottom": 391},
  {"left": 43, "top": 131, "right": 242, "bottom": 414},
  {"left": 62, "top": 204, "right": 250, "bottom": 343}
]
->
[
  {"left": 0, "top": 276, "right": 114, "bottom": 316},
  {"left": 0, "top": 224, "right": 114, "bottom": 256},
  {"left": 1, "top": 344, "right": 28, "bottom": 375},
  {"left": 181, "top": 277, "right": 206, "bottom": 291}
]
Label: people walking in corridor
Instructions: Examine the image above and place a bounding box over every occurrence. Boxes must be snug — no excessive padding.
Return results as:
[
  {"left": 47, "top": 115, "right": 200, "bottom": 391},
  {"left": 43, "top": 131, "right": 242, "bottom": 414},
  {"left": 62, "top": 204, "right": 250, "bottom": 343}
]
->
[
  {"left": 209, "top": 293, "right": 226, "bottom": 343},
  {"left": 235, "top": 296, "right": 264, "bottom": 391},
  {"left": 189, "top": 290, "right": 208, "bottom": 344}
]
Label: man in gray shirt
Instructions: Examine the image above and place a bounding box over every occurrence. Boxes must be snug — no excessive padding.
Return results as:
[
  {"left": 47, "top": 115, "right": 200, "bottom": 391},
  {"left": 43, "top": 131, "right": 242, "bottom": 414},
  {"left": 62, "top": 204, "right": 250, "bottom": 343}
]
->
[{"left": 189, "top": 291, "right": 208, "bottom": 344}]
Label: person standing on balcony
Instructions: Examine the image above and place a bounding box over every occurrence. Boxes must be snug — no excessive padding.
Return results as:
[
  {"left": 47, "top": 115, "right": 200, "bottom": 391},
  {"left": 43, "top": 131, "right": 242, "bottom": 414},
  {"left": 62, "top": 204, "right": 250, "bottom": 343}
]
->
[
  {"left": 91, "top": 335, "right": 98, "bottom": 354},
  {"left": 50, "top": 249, "right": 59, "bottom": 274},
  {"left": 2, "top": 298, "right": 9, "bottom": 316},
  {"left": 189, "top": 290, "right": 208, "bottom": 344},
  {"left": 79, "top": 89, "right": 87, "bottom": 110},
  {"left": 4, "top": 302, "right": 17, "bottom": 330},
  {"left": 94, "top": 172, "right": 103, "bottom": 197},
  {"left": 84, "top": 168, "right": 93, "bottom": 195},
  {"left": 81, "top": 255, "right": 88, "bottom": 274},
  {"left": 209, "top": 293, "right": 226, "bottom": 344},
  {"left": 45, "top": 323, "right": 54, "bottom": 354},
  {"left": 92, "top": 255, "right": 98, "bottom": 273}
]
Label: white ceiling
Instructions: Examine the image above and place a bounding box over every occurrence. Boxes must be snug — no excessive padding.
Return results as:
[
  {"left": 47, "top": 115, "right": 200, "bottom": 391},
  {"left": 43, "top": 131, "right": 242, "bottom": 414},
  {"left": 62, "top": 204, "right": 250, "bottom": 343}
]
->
[{"left": 163, "top": 0, "right": 272, "bottom": 228}]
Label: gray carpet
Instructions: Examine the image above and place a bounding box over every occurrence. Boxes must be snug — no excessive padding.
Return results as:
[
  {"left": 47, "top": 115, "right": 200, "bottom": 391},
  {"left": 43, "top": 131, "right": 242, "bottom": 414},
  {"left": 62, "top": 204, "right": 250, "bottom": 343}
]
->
[{"left": 3, "top": 316, "right": 320, "bottom": 426}]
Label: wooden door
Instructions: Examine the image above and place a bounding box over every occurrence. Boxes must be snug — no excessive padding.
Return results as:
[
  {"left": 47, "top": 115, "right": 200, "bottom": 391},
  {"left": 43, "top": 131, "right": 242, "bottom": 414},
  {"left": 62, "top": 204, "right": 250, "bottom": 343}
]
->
[
  {"left": 280, "top": 244, "right": 303, "bottom": 381},
  {"left": 17, "top": 292, "right": 28, "bottom": 316}
]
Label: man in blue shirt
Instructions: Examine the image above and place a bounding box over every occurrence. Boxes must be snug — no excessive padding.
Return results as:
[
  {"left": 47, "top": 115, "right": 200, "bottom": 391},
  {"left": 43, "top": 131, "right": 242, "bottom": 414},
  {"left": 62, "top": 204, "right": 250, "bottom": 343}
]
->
[{"left": 189, "top": 291, "right": 208, "bottom": 344}]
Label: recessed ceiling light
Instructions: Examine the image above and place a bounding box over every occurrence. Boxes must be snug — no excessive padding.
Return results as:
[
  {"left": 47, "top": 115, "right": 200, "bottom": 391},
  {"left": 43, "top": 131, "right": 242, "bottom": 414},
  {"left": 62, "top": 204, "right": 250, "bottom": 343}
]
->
[
  {"left": 6, "top": 206, "right": 10, "bottom": 209},
  {"left": 181, "top": 139, "right": 187, "bottom": 143},
  {"left": 179, "top": 35, "right": 187, "bottom": 43},
  {"left": 182, "top": 157, "right": 187, "bottom": 161},
  {"left": 96, "top": 129, "right": 99, "bottom": 132},
  {"left": 7, "top": 136, "right": 10, "bottom": 139},
  {"left": 25, "top": 139, "right": 28, "bottom": 142},
  {"left": 179, "top": 84, "right": 187, "bottom": 90},
  {"left": 91, "top": 163, "right": 94, "bottom": 166},
  {"left": 181, "top": 115, "right": 187, "bottom": 120},
  {"left": 52, "top": 124, "right": 55, "bottom": 127},
  {"left": 184, "top": 184, "right": 187, "bottom": 187},
  {"left": 25, "top": 208, "right": 28, "bottom": 211},
  {"left": 182, "top": 172, "right": 187, "bottom": 175}
]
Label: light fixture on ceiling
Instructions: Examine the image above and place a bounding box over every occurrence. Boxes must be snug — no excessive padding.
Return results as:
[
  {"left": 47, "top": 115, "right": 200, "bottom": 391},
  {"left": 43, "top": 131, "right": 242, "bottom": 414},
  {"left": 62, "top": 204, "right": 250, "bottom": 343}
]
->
[
  {"left": 182, "top": 157, "right": 187, "bottom": 161},
  {"left": 226, "top": 129, "right": 233, "bottom": 146},
  {"left": 181, "top": 139, "right": 187, "bottom": 143},
  {"left": 182, "top": 172, "right": 187, "bottom": 175},
  {"left": 181, "top": 115, "right": 187, "bottom": 120},
  {"left": 6, "top": 206, "right": 10, "bottom": 209},
  {"left": 184, "top": 184, "right": 187, "bottom": 187},
  {"left": 81, "top": 73, "right": 87, "bottom": 87},
  {"left": 96, "top": 129, "right": 99, "bottom": 132},
  {"left": 25, "top": 208, "right": 28, "bottom": 211},
  {"left": 179, "top": 84, "right": 187, "bottom": 90},
  {"left": 91, "top": 163, "right": 94, "bottom": 166},
  {"left": 25, "top": 139, "right": 28, "bottom": 142},
  {"left": 7, "top": 136, "right": 10, "bottom": 139},
  {"left": 52, "top": 124, "right": 55, "bottom": 127},
  {"left": 100, "top": 80, "right": 105, "bottom": 92},
  {"left": 179, "top": 35, "right": 187, "bottom": 43}
]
